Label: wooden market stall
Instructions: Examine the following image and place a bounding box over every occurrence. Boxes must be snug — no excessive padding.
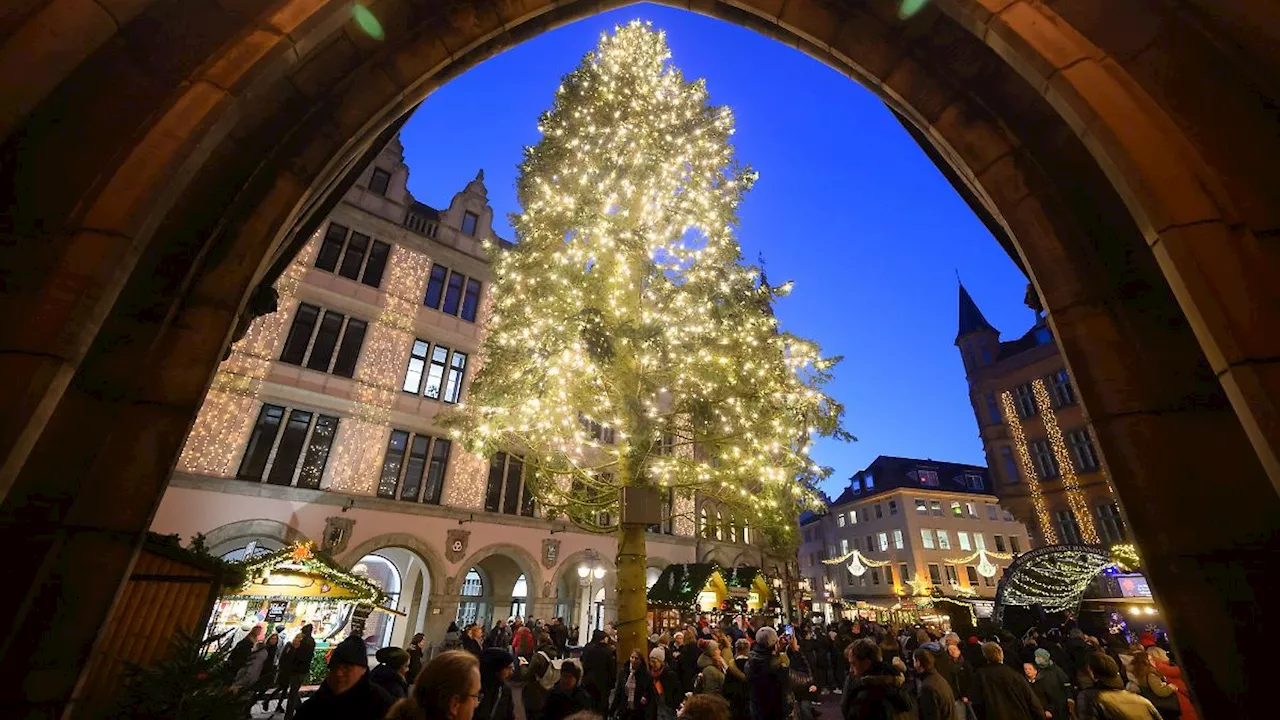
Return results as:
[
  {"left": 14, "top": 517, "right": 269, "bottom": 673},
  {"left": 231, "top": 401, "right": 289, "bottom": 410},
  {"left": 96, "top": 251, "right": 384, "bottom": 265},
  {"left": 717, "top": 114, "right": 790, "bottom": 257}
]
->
[{"left": 646, "top": 563, "right": 775, "bottom": 631}]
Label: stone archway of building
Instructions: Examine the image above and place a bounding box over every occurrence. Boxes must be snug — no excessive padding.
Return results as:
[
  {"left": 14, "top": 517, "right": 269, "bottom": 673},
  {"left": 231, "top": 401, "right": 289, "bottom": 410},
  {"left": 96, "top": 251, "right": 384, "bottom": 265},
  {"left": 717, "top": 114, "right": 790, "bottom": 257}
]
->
[
  {"left": 550, "top": 548, "right": 618, "bottom": 643},
  {"left": 1, "top": 2, "right": 1279, "bottom": 717},
  {"left": 339, "top": 534, "right": 447, "bottom": 648},
  {"left": 201, "top": 519, "right": 309, "bottom": 555},
  {"left": 454, "top": 543, "right": 543, "bottom": 626}
]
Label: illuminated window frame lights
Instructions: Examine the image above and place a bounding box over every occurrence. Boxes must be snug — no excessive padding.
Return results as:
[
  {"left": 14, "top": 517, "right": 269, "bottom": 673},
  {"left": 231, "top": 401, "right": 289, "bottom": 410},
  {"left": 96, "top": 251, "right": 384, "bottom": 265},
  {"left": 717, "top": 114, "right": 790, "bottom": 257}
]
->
[{"left": 1001, "top": 390, "right": 1059, "bottom": 544}]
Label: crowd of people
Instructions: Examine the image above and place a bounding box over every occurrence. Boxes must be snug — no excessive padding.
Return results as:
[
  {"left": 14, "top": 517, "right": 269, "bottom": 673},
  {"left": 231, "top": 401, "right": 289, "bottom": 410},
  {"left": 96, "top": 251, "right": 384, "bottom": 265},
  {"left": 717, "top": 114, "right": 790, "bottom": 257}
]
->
[{"left": 221, "top": 614, "right": 1196, "bottom": 720}]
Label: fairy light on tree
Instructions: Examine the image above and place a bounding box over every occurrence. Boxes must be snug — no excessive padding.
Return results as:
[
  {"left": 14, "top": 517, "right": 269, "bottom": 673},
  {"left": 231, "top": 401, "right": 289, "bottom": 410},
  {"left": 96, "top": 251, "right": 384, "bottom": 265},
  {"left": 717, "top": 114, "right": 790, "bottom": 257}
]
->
[{"left": 443, "top": 22, "right": 850, "bottom": 664}]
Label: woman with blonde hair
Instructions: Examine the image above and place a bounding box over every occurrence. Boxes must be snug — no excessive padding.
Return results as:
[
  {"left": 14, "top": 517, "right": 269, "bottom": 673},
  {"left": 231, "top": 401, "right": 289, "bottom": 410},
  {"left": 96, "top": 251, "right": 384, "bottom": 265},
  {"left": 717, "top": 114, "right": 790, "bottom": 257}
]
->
[
  {"left": 1147, "top": 646, "right": 1197, "bottom": 720},
  {"left": 386, "top": 650, "right": 482, "bottom": 720},
  {"left": 1126, "top": 650, "right": 1181, "bottom": 718}
]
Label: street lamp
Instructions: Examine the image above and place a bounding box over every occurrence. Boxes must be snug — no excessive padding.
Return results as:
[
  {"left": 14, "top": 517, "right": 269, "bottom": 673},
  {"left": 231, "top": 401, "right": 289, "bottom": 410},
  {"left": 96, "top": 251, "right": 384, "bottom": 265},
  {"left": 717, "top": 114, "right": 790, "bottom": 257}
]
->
[{"left": 577, "top": 561, "right": 606, "bottom": 645}]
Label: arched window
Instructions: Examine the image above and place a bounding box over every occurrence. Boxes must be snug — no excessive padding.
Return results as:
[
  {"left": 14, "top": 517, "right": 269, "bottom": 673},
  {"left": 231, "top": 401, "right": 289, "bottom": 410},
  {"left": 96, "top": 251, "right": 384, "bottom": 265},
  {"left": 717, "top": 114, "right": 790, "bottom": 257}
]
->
[
  {"left": 742, "top": 518, "right": 750, "bottom": 545},
  {"left": 699, "top": 506, "right": 709, "bottom": 538},
  {"left": 713, "top": 509, "right": 723, "bottom": 540},
  {"left": 729, "top": 514, "right": 739, "bottom": 544},
  {"left": 217, "top": 538, "right": 280, "bottom": 561},
  {"left": 462, "top": 569, "right": 483, "bottom": 596},
  {"left": 511, "top": 573, "right": 528, "bottom": 620}
]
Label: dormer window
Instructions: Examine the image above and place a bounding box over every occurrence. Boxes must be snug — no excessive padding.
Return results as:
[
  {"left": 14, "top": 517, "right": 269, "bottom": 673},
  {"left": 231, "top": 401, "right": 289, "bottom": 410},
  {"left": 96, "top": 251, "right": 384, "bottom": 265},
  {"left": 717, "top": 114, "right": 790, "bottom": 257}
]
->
[
  {"left": 369, "top": 168, "right": 391, "bottom": 196},
  {"left": 461, "top": 211, "right": 479, "bottom": 236},
  {"left": 851, "top": 479, "right": 862, "bottom": 494}
]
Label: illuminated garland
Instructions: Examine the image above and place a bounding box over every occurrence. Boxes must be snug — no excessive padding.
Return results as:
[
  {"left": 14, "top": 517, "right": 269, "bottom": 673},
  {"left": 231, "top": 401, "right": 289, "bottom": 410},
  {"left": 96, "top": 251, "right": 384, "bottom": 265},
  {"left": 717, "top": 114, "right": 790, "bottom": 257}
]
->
[
  {"left": 997, "top": 546, "right": 1110, "bottom": 612},
  {"left": 1032, "top": 379, "right": 1099, "bottom": 543},
  {"left": 1110, "top": 543, "right": 1141, "bottom": 571},
  {"left": 943, "top": 548, "right": 1014, "bottom": 578},
  {"left": 231, "top": 541, "right": 387, "bottom": 605},
  {"left": 821, "top": 548, "right": 892, "bottom": 570},
  {"left": 1001, "top": 391, "right": 1058, "bottom": 544}
]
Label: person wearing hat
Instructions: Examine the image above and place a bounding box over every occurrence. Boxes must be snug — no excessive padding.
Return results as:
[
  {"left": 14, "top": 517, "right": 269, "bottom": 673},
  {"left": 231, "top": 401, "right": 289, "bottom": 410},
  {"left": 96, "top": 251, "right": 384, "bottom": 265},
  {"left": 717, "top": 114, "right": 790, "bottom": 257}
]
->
[
  {"left": 649, "top": 646, "right": 683, "bottom": 717},
  {"left": 1075, "top": 653, "right": 1161, "bottom": 720},
  {"left": 1031, "top": 649, "right": 1072, "bottom": 720},
  {"left": 581, "top": 629, "right": 616, "bottom": 713},
  {"left": 478, "top": 647, "right": 516, "bottom": 720},
  {"left": 295, "top": 635, "right": 394, "bottom": 720},
  {"left": 369, "top": 646, "right": 411, "bottom": 700}
]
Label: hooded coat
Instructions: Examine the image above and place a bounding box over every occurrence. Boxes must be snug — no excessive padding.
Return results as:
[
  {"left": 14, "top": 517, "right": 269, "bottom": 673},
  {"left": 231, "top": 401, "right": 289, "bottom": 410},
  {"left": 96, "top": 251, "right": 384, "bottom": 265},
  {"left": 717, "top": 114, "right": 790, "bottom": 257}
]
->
[
  {"left": 745, "top": 643, "right": 790, "bottom": 720},
  {"left": 696, "top": 651, "right": 726, "bottom": 695},
  {"left": 369, "top": 663, "right": 410, "bottom": 700}
]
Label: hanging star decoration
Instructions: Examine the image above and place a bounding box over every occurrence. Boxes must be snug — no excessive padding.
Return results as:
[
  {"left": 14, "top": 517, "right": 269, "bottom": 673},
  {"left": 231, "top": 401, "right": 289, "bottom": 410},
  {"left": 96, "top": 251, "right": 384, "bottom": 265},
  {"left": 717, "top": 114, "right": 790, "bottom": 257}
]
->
[{"left": 907, "top": 577, "right": 933, "bottom": 596}]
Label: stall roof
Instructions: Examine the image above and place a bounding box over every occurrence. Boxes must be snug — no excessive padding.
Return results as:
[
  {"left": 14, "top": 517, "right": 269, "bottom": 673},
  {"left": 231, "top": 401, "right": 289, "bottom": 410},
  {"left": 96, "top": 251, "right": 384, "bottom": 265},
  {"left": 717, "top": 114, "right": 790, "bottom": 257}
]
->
[
  {"left": 648, "top": 563, "right": 770, "bottom": 608},
  {"left": 229, "top": 542, "right": 386, "bottom": 605}
]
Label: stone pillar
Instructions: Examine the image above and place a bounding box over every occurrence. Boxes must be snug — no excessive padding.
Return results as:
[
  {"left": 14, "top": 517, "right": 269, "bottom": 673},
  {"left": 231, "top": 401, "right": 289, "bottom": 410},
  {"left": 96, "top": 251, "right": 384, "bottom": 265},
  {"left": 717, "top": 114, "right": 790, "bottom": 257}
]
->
[
  {"left": 424, "top": 595, "right": 461, "bottom": 645},
  {"left": 577, "top": 578, "right": 593, "bottom": 646}
]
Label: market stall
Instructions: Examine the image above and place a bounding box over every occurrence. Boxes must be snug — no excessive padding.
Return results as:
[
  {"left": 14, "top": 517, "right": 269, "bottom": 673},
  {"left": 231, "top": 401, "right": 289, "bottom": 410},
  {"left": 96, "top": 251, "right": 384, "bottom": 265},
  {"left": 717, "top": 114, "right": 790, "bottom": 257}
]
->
[
  {"left": 209, "top": 542, "right": 388, "bottom": 655},
  {"left": 646, "top": 563, "right": 775, "bottom": 631}
]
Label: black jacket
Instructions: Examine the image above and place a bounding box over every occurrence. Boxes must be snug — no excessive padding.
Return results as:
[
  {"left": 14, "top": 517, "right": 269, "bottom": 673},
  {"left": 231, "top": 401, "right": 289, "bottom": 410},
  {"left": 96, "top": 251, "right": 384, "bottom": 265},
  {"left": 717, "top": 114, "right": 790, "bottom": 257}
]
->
[
  {"left": 291, "top": 634, "right": 317, "bottom": 674},
  {"left": 544, "top": 684, "right": 592, "bottom": 720},
  {"left": 969, "top": 663, "right": 1045, "bottom": 720},
  {"left": 609, "top": 665, "right": 658, "bottom": 720},
  {"left": 745, "top": 643, "right": 789, "bottom": 720},
  {"left": 840, "top": 662, "right": 910, "bottom": 720},
  {"left": 678, "top": 642, "right": 701, "bottom": 691},
  {"left": 580, "top": 640, "right": 616, "bottom": 711},
  {"left": 1031, "top": 665, "right": 1071, "bottom": 720},
  {"left": 653, "top": 664, "right": 683, "bottom": 712},
  {"left": 916, "top": 669, "right": 957, "bottom": 720},
  {"left": 462, "top": 636, "right": 484, "bottom": 657},
  {"left": 229, "top": 637, "right": 254, "bottom": 671},
  {"left": 723, "top": 656, "right": 750, "bottom": 720},
  {"left": 369, "top": 663, "right": 410, "bottom": 700},
  {"left": 295, "top": 675, "right": 394, "bottom": 720}
]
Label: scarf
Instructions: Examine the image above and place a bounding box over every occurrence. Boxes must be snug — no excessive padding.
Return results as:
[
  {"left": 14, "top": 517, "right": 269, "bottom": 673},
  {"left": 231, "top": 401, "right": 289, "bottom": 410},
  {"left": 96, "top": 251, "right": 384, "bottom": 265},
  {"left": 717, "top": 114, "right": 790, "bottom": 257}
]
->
[{"left": 650, "top": 667, "right": 664, "bottom": 697}]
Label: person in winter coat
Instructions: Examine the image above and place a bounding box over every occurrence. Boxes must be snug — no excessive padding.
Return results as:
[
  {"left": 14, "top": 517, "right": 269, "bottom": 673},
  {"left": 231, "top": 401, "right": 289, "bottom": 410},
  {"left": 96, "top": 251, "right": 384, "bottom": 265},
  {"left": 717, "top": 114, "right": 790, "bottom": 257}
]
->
[
  {"left": 1075, "top": 653, "right": 1160, "bottom": 720},
  {"left": 579, "top": 629, "right": 616, "bottom": 713},
  {"left": 1064, "top": 630, "right": 1092, "bottom": 688},
  {"left": 384, "top": 650, "right": 482, "bottom": 720},
  {"left": 678, "top": 632, "right": 702, "bottom": 693},
  {"left": 610, "top": 648, "right": 660, "bottom": 720},
  {"left": 545, "top": 660, "right": 592, "bottom": 720},
  {"left": 745, "top": 627, "right": 791, "bottom": 720},
  {"left": 486, "top": 621, "right": 511, "bottom": 650},
  {"left": 721, "top": 638, "right": 751, "bottom": 720},
  {"left": 1030, "top": 650, "right": 1071, "bottom": 720},
  {"left": 462, "top": 624, "right": 484, "bottom": 657},
  {"left": 841, "top": 638, "right": 912, "bottom": 720},
  {"left": 406, "top": 633, "right": 426, "bottom": 682},
  {"left": 968, "top": 643, "right": 1044, "bottom": 720},
  {"left": 1147, "top": 646, "right": 1196, "bottom": 720},
  {"left": 1125, "top": 651, "right": 1180, "bottom": 719},
  {"left": 369, "top": 647, "right": 411, "bottom": 701},
  {"left": 284, "top": 624, "right": 317, "bottom": 720},
  {"left": 1024, "top": 662, "right": 1066, "bottom": 720},
  {"left": 696, "top": 641, "right": 728, "bottom": 695},
  {"left": 549, "top": 618, "right": 571, "bottom": 657},
  {"left": 914, "top": 648, "right": 957, "bottom": 720},
  {"left": 523, "top": 650, "right": 558, "bottom": 720},
  {"left": 940, "top": 641, "right": 972, "bottom": 718},
  {"left": 229, "top": 625, "right": 264, "bottom": 678},
  {"left": 649, "top": 647, "right": 684, "bottom": 717},
  {"left": 439, "top": 622, "right": 464, "bottom": 657},
  {"left": 512, "top": 620, "right": 536, "bottom": 663},
  {"left": 477, "top": 647, "right": 516, "bottom": 720},
  {"left": 295, "top": 635, "right": 394, "bottom": 720}
]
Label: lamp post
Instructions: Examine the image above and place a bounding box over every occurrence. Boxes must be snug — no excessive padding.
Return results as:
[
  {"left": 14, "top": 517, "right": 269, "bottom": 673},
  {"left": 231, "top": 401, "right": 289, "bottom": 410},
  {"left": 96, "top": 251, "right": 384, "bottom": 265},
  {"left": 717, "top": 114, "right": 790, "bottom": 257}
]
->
[{"left": 577, "top": 562, "right": 606, "bottom": 646}]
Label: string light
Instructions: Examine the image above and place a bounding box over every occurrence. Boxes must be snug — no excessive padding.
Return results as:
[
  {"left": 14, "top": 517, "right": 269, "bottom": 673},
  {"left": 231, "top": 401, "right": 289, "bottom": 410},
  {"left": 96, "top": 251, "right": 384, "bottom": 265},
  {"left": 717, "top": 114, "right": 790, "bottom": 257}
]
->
[
  {"left": 1110, "top": 543, "right": 1141, "bottom": 571},
  {"left": 943, "top": 547, "right": 1013, "bottom": 578},
  {"left": 440, "top": 22, "right": 850, "bottom": 543},
  {"left": 1032, "top": 379, "right": 1099, "bottom": 543},
  {"left": 821, "top": 548, "right": 892, "bottom": 577},
  {"left": 997, "top": 546, "right": 1111, "bottom": 612},
  {"left": 1001, "top": 391, "right": 1058, "bottom": 544}
]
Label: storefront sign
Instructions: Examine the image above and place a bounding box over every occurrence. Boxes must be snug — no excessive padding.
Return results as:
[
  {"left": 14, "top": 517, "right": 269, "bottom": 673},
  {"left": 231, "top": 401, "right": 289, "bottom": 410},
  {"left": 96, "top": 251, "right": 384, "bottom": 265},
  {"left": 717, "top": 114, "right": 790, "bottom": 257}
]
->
[{"left": 266, "top": 600, "right": 288, "bottom": 623}]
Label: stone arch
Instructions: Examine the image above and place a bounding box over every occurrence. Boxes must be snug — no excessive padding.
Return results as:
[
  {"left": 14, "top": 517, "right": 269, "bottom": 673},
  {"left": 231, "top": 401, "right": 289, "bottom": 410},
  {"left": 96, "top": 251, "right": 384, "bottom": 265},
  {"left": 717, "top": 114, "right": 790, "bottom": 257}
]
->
[
  {"left": 339, "top": 532, "right": 448, "bottom": 599},
  {"left": 550, "top": 548, "right": 619, "bottom": 604},
  {"left": 1, "top": 1, "right": 1279, "bottom": 715},
  {"left": 700, "top": 546, "right": 735, "bottom": 567},
  {"left": 202, "top": 519, "right": 309, "bottom": 556},
  {"left": 453, "top": 542, "right": 542, "bottom": 598}
]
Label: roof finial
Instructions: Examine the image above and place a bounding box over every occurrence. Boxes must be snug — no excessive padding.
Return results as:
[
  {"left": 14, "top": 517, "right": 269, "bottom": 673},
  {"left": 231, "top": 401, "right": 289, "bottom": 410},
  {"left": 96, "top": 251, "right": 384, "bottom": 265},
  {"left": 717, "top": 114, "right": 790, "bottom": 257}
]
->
[{"left": 475, "top": 169, "right": 485, "bottom": 182}]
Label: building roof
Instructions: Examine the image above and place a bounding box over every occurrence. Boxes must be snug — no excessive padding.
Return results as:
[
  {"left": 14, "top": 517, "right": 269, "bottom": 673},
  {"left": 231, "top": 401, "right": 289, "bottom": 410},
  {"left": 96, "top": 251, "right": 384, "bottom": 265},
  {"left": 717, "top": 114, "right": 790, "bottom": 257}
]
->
[
  {"left": 408, "top": 200, "right": 439, "bottom": 220},
  {"left": 831, "top": 455, "right": 991, "bottom": 509},
  {"left": 646, "top": 563, "right": 766, "bottom": 607},
  {"left": 996, "top": 322, "right": 1055, "bottom": 361},
  {"left": 956, "top": 282, "right": 998, "bottom": 342}
]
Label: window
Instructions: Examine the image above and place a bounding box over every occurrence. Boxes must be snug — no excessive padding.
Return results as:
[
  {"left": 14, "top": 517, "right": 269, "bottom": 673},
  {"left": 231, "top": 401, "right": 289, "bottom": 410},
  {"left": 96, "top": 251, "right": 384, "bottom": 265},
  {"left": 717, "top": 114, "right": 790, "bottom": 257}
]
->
[
  {"left": 937, "top": 530, "right": 951, "bottom": 550},
  {"left": 377, "top": 430, "right": 451, "bottom": 504},
  {"left": 1056, "top": 510, "right": 1083, "bottom": 544},
  {"left": 993, "top": 534, "right": 1007, "bottom": 552},
  {"left": 849, "top": 510, "right": 858, "bottom": 525},
  {"left": 1030, "top": 439, "right": 1060, "bottom": 479},
  {"left": 985, "top": 392, "right": 1000, "bottom": 425},
  {"left": 1050, "top": 369, "right": 1076, "bottom": 407},
  {"left": 1009, "top": 536, "right": 1021, "bottom": 553},
  {"left": 950, "top": 501, "right": 963, "bottom": 517},
  {"left": 974, "top": 533, "right": 986, "bottom": 551},
  {"left": 852, "top": 538, "right": 860, "bottom": 551},
  {"left": 987, "top": 504, "right": 998, "bottom": 520},
  {"left": 965, "top": 566, "right": 979, "bottom": 586},
  {"left": 918, "top": 469, "right": 940, "bottom": 487},
  {"left": 442, "top": 272, "right": 465, "bottom": 315},
  {"left": 864, "top": 473, "right": 874, "bottom": 489},
  {"left": 402, "top": 340, "right": 468, "bottom": 403},
  {"left": 461, "top": 210, "right": 479, "bottom": 236},
  {"left": 958, "top": 532, "right": 971, "bottom": 551},
  {"left": 930, "top": 501, "right": 943, "bottom": 516},
  {"left": 1014, "top": 383, "right": 1037, "bottom": 418},
  {"left": 851, "top": 480, "right": 862, "bottom": 494},
  {"left": 837, "top": 514, "right": 846, "bottom": 528},
  {"left": 944, "top": 565, "right": 959, "bottom": 585},
  {"left": 927, "top": 564, "right": 942, "bottom": 585},
  {"left": 966, "top": 502, "right": 977, "bottom": 518},
  {"left": 238, "top": 403, "right": 338, "bottom": 487},
  {"left": 279, "top": 304, "right": 367, "bottom": 377},
  {"left": 424, "top": 264, "right": 448, "bottom": 309},
  {"left": 877, "top": 532, "right": 888, "bottom": 551},
  {"left": 871, "top": 569, "right": 881, "bottom": 585},
  {"left": 369, "top": 167, "right": 391, "bottom": 195},
  {"left": 915, "top": 498, "right": 928, "bottom": 514},
  {"left": 865, "top": 535, "right": 874, "bottom": 552},
  {"left": 893, "top": 529, "right": 903, "bottom": 550},
  {"left": 461, "top": 279, "right": 483, "bottom": 322},
  {"left": 965, "top": 473, "right": 984, "bottom": 490},
  {"left": 314, "top": 223, "right": 390, "bottom": 288},
  {"left": 899, "top": 563, "right": 911, "bottom": 582},
  {"left": 888, "top": 500, "right": 898, "bottom": 516},
  {"left": 840, "top": 539, "right": 849, "bottom": 555},
  {"left": 1003, "top": 510, "right": 1015, "bottom": 521},
  {"left": 485, "top": 452, "right": 533, "bottom": 516},
  {"left": 920, "top": 529, "right": 935, "bottom": 549},
  {"left": 1097, "top": 503, "right": 1127, "bottom": 543},
  {"left": 1000, "top": 446, "right": 1019, "bottom": 484},
  {"left": 860, "top": 508, "right": 869, "bottom": 522},
  {"left": 874, "top": 504, "right": 883, "bottom": 519},
  {"left": 1068, "top": 428, "right": 1100, "bottom": 472}
]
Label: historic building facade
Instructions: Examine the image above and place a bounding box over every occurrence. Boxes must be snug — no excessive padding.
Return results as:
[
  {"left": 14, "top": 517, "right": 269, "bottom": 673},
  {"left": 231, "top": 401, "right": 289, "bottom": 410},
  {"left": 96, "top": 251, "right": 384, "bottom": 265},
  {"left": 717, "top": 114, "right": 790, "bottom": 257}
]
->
[
  {"left": 798, "top": 456, "right": 1030, "bottom": 622},
  {"left": 955, "top": 285, "right": 1127, "bottom": 548},
  {"left": 149, "top": 135, "right": 785, "bottom": 650}
]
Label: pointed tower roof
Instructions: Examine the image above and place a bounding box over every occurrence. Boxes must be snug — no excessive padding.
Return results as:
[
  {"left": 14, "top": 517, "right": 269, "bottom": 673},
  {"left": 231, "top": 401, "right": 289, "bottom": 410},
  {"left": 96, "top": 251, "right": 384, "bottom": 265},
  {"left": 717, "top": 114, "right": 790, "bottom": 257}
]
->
[{"left": 956, "top": 282, "right": 998, "bottom": 342}]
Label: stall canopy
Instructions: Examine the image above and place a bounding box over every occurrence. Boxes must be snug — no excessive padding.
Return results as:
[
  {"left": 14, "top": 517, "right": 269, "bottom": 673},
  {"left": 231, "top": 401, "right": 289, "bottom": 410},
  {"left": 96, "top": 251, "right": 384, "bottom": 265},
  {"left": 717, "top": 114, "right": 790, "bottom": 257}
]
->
[
  {"left": 648, "top": 563, "right": 771, "bottom": 612},
  {"left": 231, "top": 542, "right": 387, "bottom": 605}
]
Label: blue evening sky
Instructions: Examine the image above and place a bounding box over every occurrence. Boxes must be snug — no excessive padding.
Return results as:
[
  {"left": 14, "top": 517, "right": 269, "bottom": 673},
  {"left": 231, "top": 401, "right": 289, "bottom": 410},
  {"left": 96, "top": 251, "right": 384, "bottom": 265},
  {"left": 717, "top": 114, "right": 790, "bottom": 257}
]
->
[{"left": 399, "top": 3, "right": 1032, "bottom": 498}]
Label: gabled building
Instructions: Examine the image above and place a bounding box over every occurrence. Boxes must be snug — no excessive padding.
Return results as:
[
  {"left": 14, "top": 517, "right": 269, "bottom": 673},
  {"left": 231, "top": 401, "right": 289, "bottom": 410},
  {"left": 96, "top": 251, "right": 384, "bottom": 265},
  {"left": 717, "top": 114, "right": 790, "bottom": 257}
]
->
[
  {"left": 798, "top": 455, "right": 1030, "bottom": 622},
  {"left": 956, "top": 283, "right": 1127, "bottom": 548}
]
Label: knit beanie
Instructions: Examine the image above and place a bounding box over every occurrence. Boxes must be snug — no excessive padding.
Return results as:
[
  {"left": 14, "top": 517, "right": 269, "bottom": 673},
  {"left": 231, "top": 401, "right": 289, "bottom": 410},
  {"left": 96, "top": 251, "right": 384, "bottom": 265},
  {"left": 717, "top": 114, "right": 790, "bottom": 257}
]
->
[{"left": 329, "top": 636, "right": 368, "bottom": 668}]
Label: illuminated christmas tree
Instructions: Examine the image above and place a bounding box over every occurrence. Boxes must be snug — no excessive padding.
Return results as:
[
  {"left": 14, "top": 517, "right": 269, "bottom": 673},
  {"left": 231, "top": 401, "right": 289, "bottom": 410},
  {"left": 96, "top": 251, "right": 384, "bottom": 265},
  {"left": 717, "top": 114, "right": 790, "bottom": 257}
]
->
[{"left": 444, "top": 22, "right": 850, "bottom": 661}]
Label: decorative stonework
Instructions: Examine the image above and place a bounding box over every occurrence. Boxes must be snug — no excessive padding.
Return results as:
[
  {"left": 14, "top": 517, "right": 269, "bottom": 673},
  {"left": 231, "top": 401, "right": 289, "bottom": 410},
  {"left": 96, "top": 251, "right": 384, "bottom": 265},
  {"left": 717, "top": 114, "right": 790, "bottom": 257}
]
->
[
  {"left": 322, "top": 516, "right": 356, "bottom": 554},
  {"left": 541, "top": 538, "right": 560, "bottom": 569},
  {"left": 446, "top": 529, "right": 471, "bottom": 562}
]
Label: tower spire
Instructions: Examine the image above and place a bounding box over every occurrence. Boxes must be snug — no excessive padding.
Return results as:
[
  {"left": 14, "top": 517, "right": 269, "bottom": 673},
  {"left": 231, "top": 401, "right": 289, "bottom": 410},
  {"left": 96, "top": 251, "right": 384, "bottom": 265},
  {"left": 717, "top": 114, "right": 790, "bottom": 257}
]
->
[{"left": 956, "top": 280, "right": 998, "bottom": 343}]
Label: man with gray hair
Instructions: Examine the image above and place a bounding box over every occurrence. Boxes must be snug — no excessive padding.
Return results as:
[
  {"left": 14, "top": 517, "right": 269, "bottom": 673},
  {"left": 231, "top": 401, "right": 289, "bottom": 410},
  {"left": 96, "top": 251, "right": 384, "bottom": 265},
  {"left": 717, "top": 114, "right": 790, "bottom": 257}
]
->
[
  {"left": 744, "top": 625, "right": 788, "bottom": 720},
  {"left": 970, "top": 642, "right": 1044, "bottom": 720}
]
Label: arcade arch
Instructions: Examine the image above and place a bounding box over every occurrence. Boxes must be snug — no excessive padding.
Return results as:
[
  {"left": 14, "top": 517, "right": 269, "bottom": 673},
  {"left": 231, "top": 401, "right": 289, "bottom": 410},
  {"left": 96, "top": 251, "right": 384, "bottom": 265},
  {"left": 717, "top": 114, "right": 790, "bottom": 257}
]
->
[
  {"left": 454, "top": 544, "right": 542, "bottom": 630},
  {"left": 0, "top": 1, "right": 1278, "bottom": 716}
]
